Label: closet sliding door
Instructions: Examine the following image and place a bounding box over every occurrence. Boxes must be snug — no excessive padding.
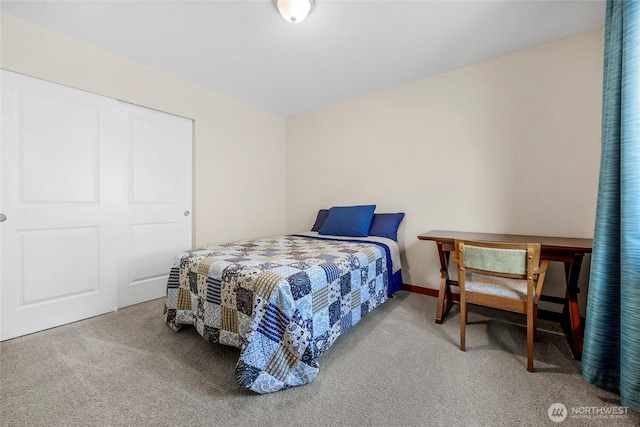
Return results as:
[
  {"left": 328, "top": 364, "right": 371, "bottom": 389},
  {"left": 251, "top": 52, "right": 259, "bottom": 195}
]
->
[
  {"left": 0, "top": 71, "right": 192, "bottom": 340},
  {"left": 116, "top": 102, "right": 192, "bottom": 308}
]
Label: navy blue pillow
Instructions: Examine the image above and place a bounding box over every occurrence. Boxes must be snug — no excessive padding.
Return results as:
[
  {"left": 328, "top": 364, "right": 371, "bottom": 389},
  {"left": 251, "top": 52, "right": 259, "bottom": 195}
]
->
[
  {"left": 311, "top": 209, "right": 329, "bottom": 232},
  {"left": 369, "top": 213, "right": 405, "bottom": 241},
  {"left": 318, "top": 205, "right": 376, "bottom": 237}
]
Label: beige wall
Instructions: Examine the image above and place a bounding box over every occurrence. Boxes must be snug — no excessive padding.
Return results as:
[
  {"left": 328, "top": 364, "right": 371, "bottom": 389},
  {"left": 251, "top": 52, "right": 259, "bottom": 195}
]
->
[
  {"left": 286, "top": 29, "right": 604, "bottom": 312},
  {"left": 1, "top": 12, "right": 288, "bottom": 248}
]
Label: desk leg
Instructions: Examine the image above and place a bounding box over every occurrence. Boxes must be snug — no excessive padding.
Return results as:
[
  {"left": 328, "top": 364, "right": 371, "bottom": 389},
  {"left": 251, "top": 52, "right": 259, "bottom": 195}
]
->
[
  {"left": 564, "top": 255, "right": 584, "bottom": 360},
  {"left": 435, "top": 243, "right": 453, "bottom": 324}
]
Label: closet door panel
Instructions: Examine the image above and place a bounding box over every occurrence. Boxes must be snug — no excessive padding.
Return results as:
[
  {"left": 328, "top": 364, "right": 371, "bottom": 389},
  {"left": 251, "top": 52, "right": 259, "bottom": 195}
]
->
[
  {"left": 117, "top": 102, "right": 192, "bottom": 308},
  {"left": 20, "top": 90, "right": 98, "bottom": 203},
  {"left": 1, "top": 71, "right": 119, "bottom": 341}
]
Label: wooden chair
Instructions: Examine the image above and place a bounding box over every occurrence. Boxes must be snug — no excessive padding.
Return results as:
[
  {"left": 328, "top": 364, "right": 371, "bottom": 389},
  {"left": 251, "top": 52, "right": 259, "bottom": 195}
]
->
[{"left": 454, "top": 239, "right": 549, "bottom": 372}]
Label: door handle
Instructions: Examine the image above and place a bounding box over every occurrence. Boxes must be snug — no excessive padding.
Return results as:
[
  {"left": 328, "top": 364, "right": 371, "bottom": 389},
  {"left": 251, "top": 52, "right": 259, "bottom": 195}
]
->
[
  {"left": 0, "top": 213, "right": 6, "bottom": 222},
  {"left": 184, "top": 211, "right": 190, "bottom": 217}
]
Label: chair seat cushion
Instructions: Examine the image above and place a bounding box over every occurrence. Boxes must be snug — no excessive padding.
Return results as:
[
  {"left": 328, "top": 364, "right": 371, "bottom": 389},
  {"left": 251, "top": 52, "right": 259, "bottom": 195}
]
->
[{"left": 465, "top": 271, "right": 533, "bottom": 300}]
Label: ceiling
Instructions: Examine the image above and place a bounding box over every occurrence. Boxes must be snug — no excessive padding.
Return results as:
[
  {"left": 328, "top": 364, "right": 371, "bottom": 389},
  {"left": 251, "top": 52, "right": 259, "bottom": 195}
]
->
[{"left": 1, "top": 0, "right": 606, "bottom": 116}]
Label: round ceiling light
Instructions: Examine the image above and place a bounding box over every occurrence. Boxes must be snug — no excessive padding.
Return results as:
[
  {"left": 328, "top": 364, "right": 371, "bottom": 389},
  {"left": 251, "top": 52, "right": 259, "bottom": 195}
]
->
[{"left": 275, "top": 0, "right": 314, "bottom": 24}]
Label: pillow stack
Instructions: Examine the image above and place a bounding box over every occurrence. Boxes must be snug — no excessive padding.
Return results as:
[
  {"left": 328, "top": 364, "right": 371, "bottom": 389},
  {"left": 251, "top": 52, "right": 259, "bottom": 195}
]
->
[{"left": 311, "top": 205, "right": 405, "bottom": 241}]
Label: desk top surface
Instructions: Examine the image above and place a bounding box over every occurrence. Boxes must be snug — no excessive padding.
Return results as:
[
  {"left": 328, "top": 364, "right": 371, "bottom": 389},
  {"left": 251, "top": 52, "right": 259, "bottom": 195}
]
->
[{"left": 418, "top": 230, "right": 593, "bottom": 253}]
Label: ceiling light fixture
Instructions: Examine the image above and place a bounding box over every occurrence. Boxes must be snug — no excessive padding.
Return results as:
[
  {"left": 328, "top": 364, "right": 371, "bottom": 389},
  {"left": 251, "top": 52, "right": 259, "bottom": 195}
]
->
[{"left": 274, "top": 0, "right": 314, "bottom": 24}]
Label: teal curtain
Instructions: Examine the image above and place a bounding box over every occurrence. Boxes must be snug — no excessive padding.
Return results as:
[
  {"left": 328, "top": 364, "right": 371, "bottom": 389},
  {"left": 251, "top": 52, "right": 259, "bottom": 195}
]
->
[{"left": 582, "top": 0, "right": 640, "bottom": 412}]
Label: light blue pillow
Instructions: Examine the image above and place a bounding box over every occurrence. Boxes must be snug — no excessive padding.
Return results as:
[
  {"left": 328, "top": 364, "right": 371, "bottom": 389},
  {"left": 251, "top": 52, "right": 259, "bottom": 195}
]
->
[
  {"left": 318, "top": 205, "right": 376, "bottom": 237},
  {"left": 368, "top": 213, "right": 405, "bottom": 241}
]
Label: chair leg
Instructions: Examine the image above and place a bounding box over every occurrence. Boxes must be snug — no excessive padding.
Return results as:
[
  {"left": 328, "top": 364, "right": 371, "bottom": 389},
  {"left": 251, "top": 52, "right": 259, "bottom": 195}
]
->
[
  {"left": 460, "top": 294, "right": 466, "bottom": 351},
  {"left": 533, "top": 305, "right": 538, "bottom": 342},
  {"left": 527, "top": 309, "right": 534, "bottom": 372}
]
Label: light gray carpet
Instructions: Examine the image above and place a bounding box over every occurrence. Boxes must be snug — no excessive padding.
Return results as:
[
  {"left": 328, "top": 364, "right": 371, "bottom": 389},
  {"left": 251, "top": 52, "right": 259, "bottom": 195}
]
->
[{"left": 1, "top": 291, "right": 637, "bottom": 427}]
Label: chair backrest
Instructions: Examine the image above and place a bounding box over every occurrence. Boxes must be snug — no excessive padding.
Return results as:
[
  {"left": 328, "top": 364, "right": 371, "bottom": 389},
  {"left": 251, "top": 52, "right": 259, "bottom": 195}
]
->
[{"left": 455, "top": 239, "right": 541, "bottom": 280}]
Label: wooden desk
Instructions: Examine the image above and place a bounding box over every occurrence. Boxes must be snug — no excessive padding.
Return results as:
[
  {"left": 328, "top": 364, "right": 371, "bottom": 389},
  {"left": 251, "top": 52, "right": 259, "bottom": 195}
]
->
[{"left": 418, "top": 230, "right": 593, "bottom": 359}]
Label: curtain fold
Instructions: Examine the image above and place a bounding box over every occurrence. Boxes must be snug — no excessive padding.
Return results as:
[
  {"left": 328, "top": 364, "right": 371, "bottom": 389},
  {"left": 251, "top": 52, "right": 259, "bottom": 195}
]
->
[{"left": 582, "top": 0, "right": 640, "bottom": 413}]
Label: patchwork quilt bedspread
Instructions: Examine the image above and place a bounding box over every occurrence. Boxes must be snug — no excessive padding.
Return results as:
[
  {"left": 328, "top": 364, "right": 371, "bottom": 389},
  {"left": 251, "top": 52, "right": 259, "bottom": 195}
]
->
[{"left": 164, "top": 235, "right": 392, "bottom": 393}]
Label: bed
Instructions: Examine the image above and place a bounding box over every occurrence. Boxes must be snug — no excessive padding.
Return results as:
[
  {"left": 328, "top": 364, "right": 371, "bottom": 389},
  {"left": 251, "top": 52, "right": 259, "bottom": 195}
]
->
[{"left": 164, "top": 206, "right": 404, "bottom": 393}]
